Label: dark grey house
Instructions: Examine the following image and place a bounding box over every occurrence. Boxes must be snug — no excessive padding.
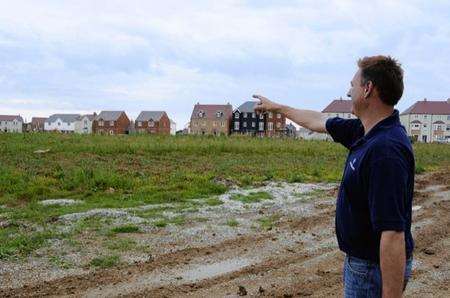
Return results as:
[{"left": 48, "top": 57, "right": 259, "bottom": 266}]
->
[{"left": 231, "top": 101, "right": 266, "bottom": 136}]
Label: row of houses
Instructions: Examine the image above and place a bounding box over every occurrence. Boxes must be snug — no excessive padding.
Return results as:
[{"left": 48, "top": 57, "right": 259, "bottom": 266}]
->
[
  {"left": 0, "top": 111, "right": 176, "bottom": 135},
  {"left": 1, "top": 98, "right": 449, "bottom": 142},
  {"left": 299, "top": 98, "right": 450, "bottom": 143}
]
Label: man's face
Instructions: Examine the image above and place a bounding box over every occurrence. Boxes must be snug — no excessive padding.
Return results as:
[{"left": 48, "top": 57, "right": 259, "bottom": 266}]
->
[{"left": 347, "top": 69, "right": 367, "bottom": 117}]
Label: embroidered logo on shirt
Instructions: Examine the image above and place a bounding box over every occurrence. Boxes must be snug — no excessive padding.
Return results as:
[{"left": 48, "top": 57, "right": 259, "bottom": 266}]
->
[{"left": 349, "top": 158, "right": 357, "bottom": 171}]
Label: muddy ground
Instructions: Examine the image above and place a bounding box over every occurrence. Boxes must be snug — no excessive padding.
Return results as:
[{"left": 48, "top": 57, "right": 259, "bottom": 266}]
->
[{"left": 0, "top": 170, "right": 449, "bottom": 297}]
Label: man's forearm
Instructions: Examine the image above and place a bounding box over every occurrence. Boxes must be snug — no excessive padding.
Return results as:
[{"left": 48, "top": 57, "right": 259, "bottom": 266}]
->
[
  {"left": 380, "top": 231, "right": 406, "bottom": 298},
  {"left": 278, "top": 105, "right": 327, "bottom": 133}
]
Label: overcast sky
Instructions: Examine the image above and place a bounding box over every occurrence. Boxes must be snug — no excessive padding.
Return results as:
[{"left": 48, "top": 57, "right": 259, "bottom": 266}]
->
[{"left": 1, "top": 0, "right": 449, "bottom": 127}]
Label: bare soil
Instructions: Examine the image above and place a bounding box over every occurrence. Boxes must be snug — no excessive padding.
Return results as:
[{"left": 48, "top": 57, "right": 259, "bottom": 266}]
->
[{"left": 0, "top": 170, "right": 449, "bottom": 298}]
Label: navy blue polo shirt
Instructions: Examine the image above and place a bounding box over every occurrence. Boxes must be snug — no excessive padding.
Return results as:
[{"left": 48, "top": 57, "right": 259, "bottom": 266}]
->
[{"left": 326, "top": 110, "right": 414, "bottom": 263}]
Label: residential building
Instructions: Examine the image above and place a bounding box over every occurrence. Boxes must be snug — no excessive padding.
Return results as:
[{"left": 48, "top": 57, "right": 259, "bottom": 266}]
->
[
  {"left": 31, "top": 117, "right": 47, "bottom": 132},
  {"left": 74, "top": 114, "right": 96, "bottom": 134},
  {"left": 0, "top": 115, "right": 23, "bottom": 133},
  {"left": 231, "top": 101, "right": 266, "bottom": 136},
  {"left": 135, "top": 111, "right": 171, "bottom": 135},
  {"left": 170, "top": 119, "right": 176, "bottom": 135},
  {"left": 400, "top": 99, "right": 450, "bottom": 143},
  {"left": 298, "top": 98, "right": 355, "bottom": 140},
  {"left": 190, "top": 103, "right": 233, "bottom": 135},
  {"left": 93, "top": 111, "right": 130, "bottom": 135},
  {"left": 44, "top": 114, "right": 80, "bottom": 133}
]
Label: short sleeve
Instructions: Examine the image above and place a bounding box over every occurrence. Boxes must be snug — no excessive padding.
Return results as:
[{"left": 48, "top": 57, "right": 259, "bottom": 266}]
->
[
  {"left": 368, "top": 157, "right": 407, "bottom": 232},
  {"left": 326, "top": 117, "right": 363, "bottom": 149}
]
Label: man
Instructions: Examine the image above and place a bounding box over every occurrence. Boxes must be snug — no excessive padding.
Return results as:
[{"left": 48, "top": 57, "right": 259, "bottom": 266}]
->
[{"left": 254, "top": 55, "right": 414, "bottom": 298}]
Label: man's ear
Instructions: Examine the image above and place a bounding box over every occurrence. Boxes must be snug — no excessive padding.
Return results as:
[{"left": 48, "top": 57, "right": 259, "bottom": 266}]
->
[{"left": 364, "top": 81, "right": 373, "bottom": 99}]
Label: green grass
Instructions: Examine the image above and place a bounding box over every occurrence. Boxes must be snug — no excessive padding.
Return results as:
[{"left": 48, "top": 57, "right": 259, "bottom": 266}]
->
[
  {"left": 226, "top": 218, "right": 239, "bottom": 227},
  {"left": 0, "top": 133, "right": 448, "bottom": 258},
  {"left": 258, "top": 215, "right": 281, "bottom": 231},
  {"left": 230, "top": 191, "right": 273, "bottom": 203},
  {"left": 105, "top": 238, "right": 138, "bottom": 251},
  {"left": 89, "top": 255, "right": 120, "bottom": 268}
]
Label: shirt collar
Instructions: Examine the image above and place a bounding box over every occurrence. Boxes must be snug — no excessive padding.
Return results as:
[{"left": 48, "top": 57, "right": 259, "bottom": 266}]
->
[{"left": 351, "top": 109, "right": 400, "bottom": 148}]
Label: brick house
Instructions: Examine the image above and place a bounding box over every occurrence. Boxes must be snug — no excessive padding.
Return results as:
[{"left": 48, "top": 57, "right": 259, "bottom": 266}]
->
[
  {"left": 93, "top": 111, "right": 130, "bottom": 135},
  {"left": 400, "top": 99, "right": 450, "bottom": 143},
  {"left": 135, "top": 111, "right": 171, "bottom": 135},
  {"left": 31, "top": 117, "right": 47, "bottom": 132},
  {"left": 190, "top": 103, "right": 233, "bottom": 135}
]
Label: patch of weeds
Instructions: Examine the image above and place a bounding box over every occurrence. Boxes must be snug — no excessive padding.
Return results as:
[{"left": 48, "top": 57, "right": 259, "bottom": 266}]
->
[
  {"left": 230, "top": 191, "right": 272, "bottom": 204},
  {"left": 105, "top": 238, "right": 137, "bottom": 251},
  {"left": 226, "top": 219, "right": 239, "bottom": 227},
  {"left": 110, "top": 225, "right": 140, "bottom": 234},
  {"left": 154, "top": 220, "right": 167, "bottom": 228},
  {"left": 415, "top": 165, "right": 425, "bottom": 174},
  {"left": 205, "top": 197, "right": 224, "bottom": 206},
  {"left": 89, "top": 255, "right": 120, "bottom": 269},
  {"left": 258, "top": 214, "right": 280, "bottom": 231},
  {"left": 49, "top": 255, "right": 74, "bottom": 269},
  {"left": 193, "top": 217, "right": 209, "bottom": 223},
  {"left": 153, "top": 215, "right": 185, "bottom": 228},
  {"left": 306, "top": 188, "right": 329, "bottom": 200}
]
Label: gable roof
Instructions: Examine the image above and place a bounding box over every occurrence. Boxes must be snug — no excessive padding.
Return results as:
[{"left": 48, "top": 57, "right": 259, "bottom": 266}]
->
[
  {"left": 235, "top": 101, "right": 258, "bottom": 113},
  {"left": 46, "top": 114, "right": 80, "bottom": 124},
  {"left": 0, "top": 115, "right": 23, "bottom": 122},
  {"left": 401, "top": 100, "right": 450, "bottom": 115},
  {"left": 322, "top": 99, "right": 353, "bottom": 113},
  {"left": 95, "top": 111, "right": 125, "bottom": 121},
  {"left": 136, "top": 111, "right": 166, "bottom": 122},
  {"left": 79, "top": 114, "right": 96, "bottom": 121},
  {"left": 31, "top": 117, "right": 47, "bottom": 124},
  {"left": 191, "top": 103, "right": 233, "bottom": 120}
]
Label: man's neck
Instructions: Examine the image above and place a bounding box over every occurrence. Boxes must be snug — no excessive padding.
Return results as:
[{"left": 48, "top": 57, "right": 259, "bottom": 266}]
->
[{"left": 359, "top": 106, "right": 394, "bottom": 135}]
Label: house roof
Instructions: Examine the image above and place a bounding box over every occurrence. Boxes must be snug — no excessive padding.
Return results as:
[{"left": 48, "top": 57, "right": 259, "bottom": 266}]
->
[
  {"left": 191, "top": 103, "right": 233, "bottom": 120},
  {"left": 322, "top": 99, "right": 353, "bottom": 113},
  {"left": 31, "top": 117, "right": 47, "bottom": 124},
  {"left": 235, "top": 101, "right": 258, "bottom": 113},
  {"left": 79, "top": 114, "right": 96, "bottom": 121},
  {"left": 0, "top": 115, "right": 23, "bottom": 122},
  {"left": 95, "top": 111, "right": 126, "bottom": 121},
  {"left": 136, "top": 111, "right": 166, "bottom": 122},
  {"left": 46, "top": 114, "right": 80, "bottom": 124},
  {"left": 401, "top": 100, "right": 450, "bottom": 115}
]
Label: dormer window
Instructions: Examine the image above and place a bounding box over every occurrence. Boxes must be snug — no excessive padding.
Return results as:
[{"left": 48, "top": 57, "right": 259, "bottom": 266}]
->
[
  {"left": 198, "top": 110, "right": 205, "bottom": 118},
  {"left": 235, "top": 112, "right": 239, "bottom": 119},
  {"left": 216, "top": 111, "right": 223, "bottom": 118},
  {"left": 149, "top": 120, "right": 155, "bottom": 127}
]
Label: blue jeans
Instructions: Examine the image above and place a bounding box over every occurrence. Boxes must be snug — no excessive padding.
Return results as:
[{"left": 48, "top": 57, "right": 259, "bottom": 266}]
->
[{"left": 343, "top": 255, "right": 413, "bottom": 298}]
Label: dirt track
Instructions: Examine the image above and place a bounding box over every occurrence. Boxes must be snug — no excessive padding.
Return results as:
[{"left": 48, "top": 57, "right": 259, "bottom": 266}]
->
[{"left": 1, "top": 170, "right": 449, "bottom": 297}]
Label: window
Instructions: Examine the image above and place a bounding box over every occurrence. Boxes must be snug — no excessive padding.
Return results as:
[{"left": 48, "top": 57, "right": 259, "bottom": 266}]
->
[
  {"left": 446, "top": 125, "right": 450, "bottom": 131},
  {"left": 213, "top": 121, "right": 217, "bottom": 127},
  {"left": 268, "top": 112, "right": 273, "bottom": 119},
  {"left": 268, "top": 122, "right": 273, "bottom": 131},
  {"left": 259, "top": 122, "right": 264, "bottom": 131},
  {"left": 277, "top": 113, "right": 281, "bottom": 119},
  {"left": 216, "top": 111, "right": 223, "bottom": 118},
  {"left": 252, "top": 113, "right": 256, "bottom": 118},
  {"left": 84, "top": 120, "right": 88, "bottom": 126},
  {"left": 221, "top": 122, "right": 225, "bottom": 127},
  {"left": 243, "top": 113, "right": 247, "bottom": 118},
  {"left": 259, "top": 114, "right": 264, "bottom": 120},
  {"left": 423, "top": 124, "right": 427, "bottom": 128},
  {"left": 58, "top": 122, "right": 61, "bottom": 126},
  {"left": 138, "top": 121, "right": 142, "bottom": 127},
  {"left": 99, "top": 120, "right": 104, "bottom": 127},
  {"left": 243, "top": 122, "right": 247, "bottom": 128},
  {"left": 198, "top": 110, "right": 205, "bottom": 118},
  {"left": 276, "top": 122, "right": 281, "bottom": 129},
  {"left": 235, "top": 112, "right": 239, "bottom": 119},
  {"left": 424, "top": 115, "right": 427, "bottom": 119},
  {"left": 110, "top": 121, "right": 114, "bottom": 127},
  {"left": 234, "top": 122, "right": 240, "bottom": 130},
  {"left": 252, "top": 122, "right": 255, "bottom": 128}
]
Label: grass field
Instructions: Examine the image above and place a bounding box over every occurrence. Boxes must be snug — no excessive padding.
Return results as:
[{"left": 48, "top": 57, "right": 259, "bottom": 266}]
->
[{"left": 0, "top": 133, "right": 449, "bottom": 260}]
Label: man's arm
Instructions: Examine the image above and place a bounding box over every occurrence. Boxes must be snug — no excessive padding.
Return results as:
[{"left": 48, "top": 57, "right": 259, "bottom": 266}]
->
[
  {"left": 253, "top": 95, "right": 327, "bottom": 133},
  {"left": 380, "top": 231, "right": 406, "bottom": 298}
]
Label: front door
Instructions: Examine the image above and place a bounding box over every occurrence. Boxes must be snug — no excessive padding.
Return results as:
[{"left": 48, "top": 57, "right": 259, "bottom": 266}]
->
[{"left": 422, "top": 135, "right": 427, "bottom": 143}]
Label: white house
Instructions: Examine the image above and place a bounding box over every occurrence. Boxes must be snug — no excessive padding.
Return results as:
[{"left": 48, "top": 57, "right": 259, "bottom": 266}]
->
[
  {"left": 74, "top": 114, "right": 96, "bottom": 134},
  {"left": 297, "top": 98, "right": 356, "bottom": 140},
  {"left": 400, "top": 99, "right": 450, "bottom": 143},
  {"left": 0, "top": 115, "right": 24, "bottom": 133},
  {"left": 44, "top": 114, "right": 80, "bottom": 133},
  {"left": 170, "top": 119, "right": 176, "bottom": 135}
]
